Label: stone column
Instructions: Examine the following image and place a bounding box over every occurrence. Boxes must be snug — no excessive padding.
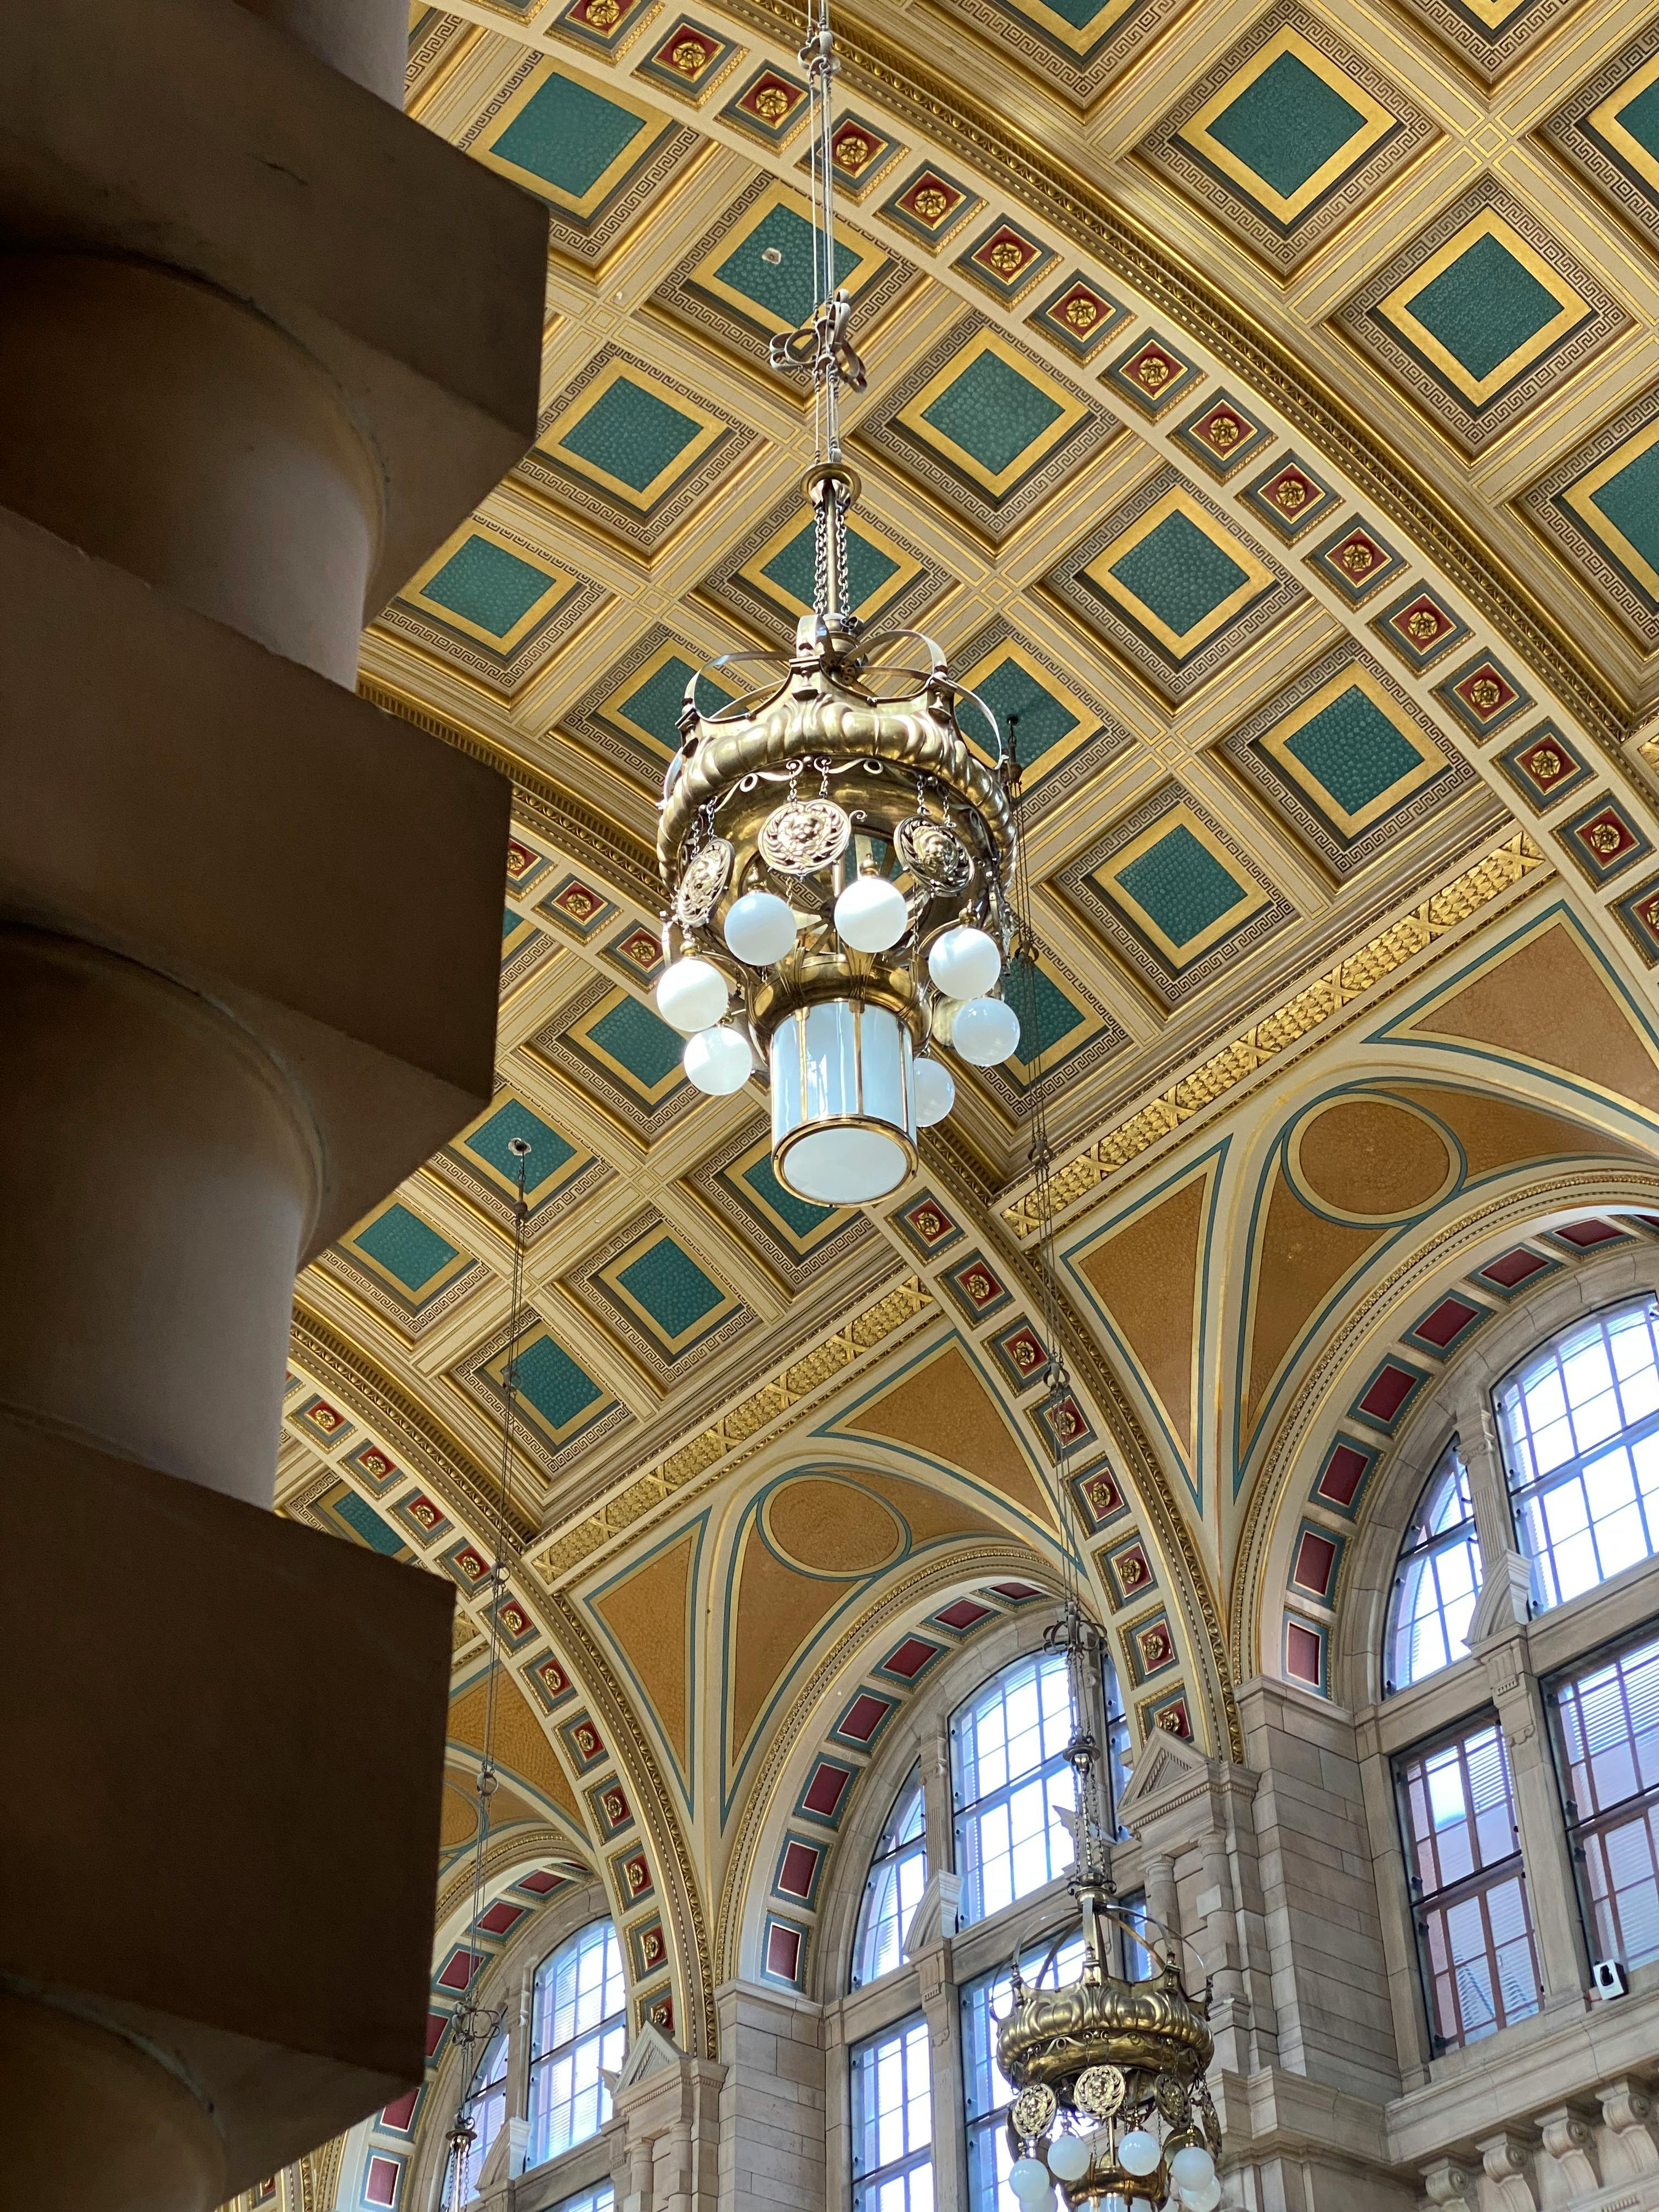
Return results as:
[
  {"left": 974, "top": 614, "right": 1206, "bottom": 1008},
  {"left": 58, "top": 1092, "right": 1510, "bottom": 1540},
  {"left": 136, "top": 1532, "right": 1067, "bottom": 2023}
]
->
[
  {"left": 716, "top": 1982, "right": 825, "bottom": 2212},
  {"left": 0, "top": 2, "right": 546, "bottom": 2204}
]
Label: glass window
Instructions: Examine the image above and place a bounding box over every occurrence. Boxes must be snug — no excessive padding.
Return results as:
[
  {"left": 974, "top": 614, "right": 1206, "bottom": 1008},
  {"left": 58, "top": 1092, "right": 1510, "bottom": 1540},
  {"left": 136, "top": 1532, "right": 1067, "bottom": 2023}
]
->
[
  {"left": 1550, "top": 1626, "right": 1659, "bottom": 1972},
  {"left": 1385, "top": 1444, "right": 1483, "bottom": 1694},
  {"left": 851, "top": 1767, "right": 928, "bottom": 1989},
  {"left": 850, "top": 2016, "right": 932, "bottom": 2212},
  {"left": 1395, "top": 1720, "right": 1540, "bottom": 2051},
  {"left": 951, "top": 1649, "right": 1080, "bottom": 1926},
  {"left": 527, "top": 1920, "right": 627, "bottom": 2168},
  {"left": 551, "top": 2190, "right": 615, "bottom": 2212},
  {"left": 1102, "top": 1650, "right": 1133, "bottom": 1839},
  {"left": 455, "top": 2026, "right": 508, "bottom": 2203},
  {"left": 1496, "top": 1298, "right": 1659, "bottom": 1611},
  {"left": 962, "top": 1933, "right": 1088, "bottom": 2212}
]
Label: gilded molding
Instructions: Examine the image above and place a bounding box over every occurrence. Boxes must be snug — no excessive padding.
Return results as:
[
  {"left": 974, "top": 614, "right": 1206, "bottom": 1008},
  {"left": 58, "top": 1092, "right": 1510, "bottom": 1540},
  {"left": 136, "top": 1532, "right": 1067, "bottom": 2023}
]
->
[
  {"left": 1005, "top": 833, "right": 1548, "bottom": 1237},
  {"left": 716, "top": 0, "right": 1629, "bottom": 748},
  {"left": 529, "top": 1275, "right": 935, "bottom": 1582}
]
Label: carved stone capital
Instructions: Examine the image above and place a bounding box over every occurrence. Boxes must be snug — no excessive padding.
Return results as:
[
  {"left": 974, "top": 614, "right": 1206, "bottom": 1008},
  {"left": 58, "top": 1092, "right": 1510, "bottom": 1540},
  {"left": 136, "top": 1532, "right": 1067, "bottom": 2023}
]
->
[
  {"left": 1477, "top": 2130, "right": 1537, "bottom": 2212},
  {"left": 1598, "top": 2078, "right": 1659, "bottom": 2177},
  {"left": 1421, "top": 2156, "right": 1476, "bottom": 2212},
  {"left": 1533, "top": 2104, "right": 1600, "bottom": 2197}
]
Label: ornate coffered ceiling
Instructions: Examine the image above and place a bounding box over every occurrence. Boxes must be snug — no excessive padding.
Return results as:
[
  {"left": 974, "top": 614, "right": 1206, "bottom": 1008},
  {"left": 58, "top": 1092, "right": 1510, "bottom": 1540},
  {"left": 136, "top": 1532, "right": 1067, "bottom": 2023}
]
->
[{"left": 276, "top": 0, "right": 1659, "bottom": 2083}]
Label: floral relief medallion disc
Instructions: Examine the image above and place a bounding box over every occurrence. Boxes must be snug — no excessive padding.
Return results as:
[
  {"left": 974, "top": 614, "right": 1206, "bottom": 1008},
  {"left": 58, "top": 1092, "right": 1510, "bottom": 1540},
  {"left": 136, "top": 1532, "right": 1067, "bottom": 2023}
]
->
[
  {"left": 675, "top": 836, "right": 733, "bottom": 926},
  {"left": 758, "top": 798, "right": 851, "bottom": 874}
]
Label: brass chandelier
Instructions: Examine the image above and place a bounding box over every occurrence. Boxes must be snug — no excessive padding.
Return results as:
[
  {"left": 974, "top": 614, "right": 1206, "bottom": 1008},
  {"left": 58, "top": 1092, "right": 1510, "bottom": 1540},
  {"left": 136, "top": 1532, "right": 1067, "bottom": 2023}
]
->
[{"left": 653, "top": 0, "right": 1024, "bottom": 1205}]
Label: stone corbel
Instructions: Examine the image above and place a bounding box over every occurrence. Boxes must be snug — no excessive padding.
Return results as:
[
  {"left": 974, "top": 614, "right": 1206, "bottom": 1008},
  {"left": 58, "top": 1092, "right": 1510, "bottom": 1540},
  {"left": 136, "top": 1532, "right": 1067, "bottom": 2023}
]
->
[
  {"left": 1532, "top": 2106, "right": 1600, "bottom": 2203},
  {"left": 1477, "top": 2130, "right": 1538, "bottom": 2212},
  {"left": 1468, "top": 1551, "right": 1533, "bottom": 1652},
  {"left": 1597, "top": 2079, "right": 1659, "bottom": 2179},
  {"left": 1421, "top": 2156, "right": 1477, "bottom": 2212},
  {"left": 474, "top": 2117, "right": 530, "bottom": 2195},
  {"left": 903, "top": 1871, "right": 963, "bottom": 1962}
]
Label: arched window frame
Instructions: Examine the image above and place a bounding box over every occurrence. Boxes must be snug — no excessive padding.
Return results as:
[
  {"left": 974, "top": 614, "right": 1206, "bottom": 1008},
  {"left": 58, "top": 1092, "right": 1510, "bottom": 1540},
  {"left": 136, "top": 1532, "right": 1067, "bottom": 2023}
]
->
[
  {"left": 528, "top": 1916, "right": 628, "bottom": 2168},
  {"left": 819, "top": 1612, "right": 1146, "bottom": 2212},
  {"left": 1383, "top": 1440, "right": 1483, "bottom": 1695},
  {"left": 403, "top": 1876, "right": 628, "bottom": 2212},
  {"left": 1330, "top": 1250, "right": 1659, "bottom": 2086},
  {"left": 849, "top": 1763, "right": 928, "bottom": 1989}
]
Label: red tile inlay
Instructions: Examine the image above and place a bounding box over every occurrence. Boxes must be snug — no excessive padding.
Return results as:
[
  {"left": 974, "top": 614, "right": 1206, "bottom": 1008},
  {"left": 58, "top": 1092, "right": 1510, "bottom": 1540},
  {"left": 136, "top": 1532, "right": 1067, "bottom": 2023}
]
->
[
  {"left": 778, "top": 1841, "right": 820, "bottom": 1897},
  {"left": 1293, "top": 1530, "right": 1338, "bottom": 1599},
  {"left": 765, "top": 1921, "right": 803, "bottom": 1980},
  {"left": 479, "top": 1900, "right": 526, "bottom": 1936},
  {"left": 1413, "top": 1295, "right": 1481, "bottom": 1348},
  {"left": 1554, "top": 1218, "right": 1625, "bottom": 1248},
  {"left": 365, "top": 2157, "right": 400, "bottom": 2208},
  {"left": 1358, "top": 1362, "right": 1418, "bottom": 1422},
  {"left": 518, "top": 1867, "right": 561, "bottom": 1894},
  {"left": 935, "top": 1597, "right": 993, "bottom": 1632},
  {"left": 1316, "top": 1442, "right": 1370, "bottom": 1508},
  {"left": 838, "top": 1692, "right": 891, "bottom": 1742},
  {"left": 381, "top": 2090, "right": 419, "bottom": 2132},
  {"left": 802, "top": 1762, "right": 850, "bottom": 1817},
  {"left": 1285, "top": 1621, "right": 1323, "bottom": 1684},
  {"left": 1478, "top": 1247, "right": 1548, "bottom": 1289},
  {"left": 883, "top": 1635, "right": 940, "bottom": 1679}
]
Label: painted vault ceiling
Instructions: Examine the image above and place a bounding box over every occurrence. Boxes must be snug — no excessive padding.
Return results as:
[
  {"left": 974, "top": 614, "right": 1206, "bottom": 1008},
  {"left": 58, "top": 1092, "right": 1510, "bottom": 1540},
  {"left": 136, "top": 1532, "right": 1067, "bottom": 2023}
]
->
[{"left": 275, "top": 0, "right": 1659, "bottom": 2095}]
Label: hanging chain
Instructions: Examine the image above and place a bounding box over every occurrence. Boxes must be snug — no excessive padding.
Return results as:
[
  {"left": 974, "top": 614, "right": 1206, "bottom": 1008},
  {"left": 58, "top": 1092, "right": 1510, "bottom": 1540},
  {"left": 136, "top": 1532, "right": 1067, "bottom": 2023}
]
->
[
  {"left": 1003, "top": 713, "right": 1111, "bottom": 1890},
  {"left": 444, "top": 1137, "right": 534, "bottom": 2212}
]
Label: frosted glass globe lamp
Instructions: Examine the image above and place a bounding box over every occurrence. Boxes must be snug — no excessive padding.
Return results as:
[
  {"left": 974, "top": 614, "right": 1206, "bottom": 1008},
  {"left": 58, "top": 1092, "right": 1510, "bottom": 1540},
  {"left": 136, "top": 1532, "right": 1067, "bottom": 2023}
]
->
[
  {"left": 951, "top": 995, "right": 1020, "bottom": 1067},
  {"left": 656, "top": 956, "right": 727, "bottom": 1035},
  {"left": 928, "top": 924, "right": 1000, "bottom": 999},
  {"left": 834, "top": 870, "right": 909, "bottom": 953},
  {"left": 684, "top": 1026, "right": 752, "bottom": 1095},
  {"left": 723, "top": 891, "right": 798, "bottom": 966}
]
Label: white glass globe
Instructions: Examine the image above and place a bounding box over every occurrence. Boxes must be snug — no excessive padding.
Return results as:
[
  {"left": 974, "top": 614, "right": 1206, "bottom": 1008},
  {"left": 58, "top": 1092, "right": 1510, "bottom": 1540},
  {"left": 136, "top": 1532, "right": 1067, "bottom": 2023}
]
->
[
  {"left": 1117, "top": 2132, "right": 1161, "bottom": 2179},
  {"left": 656, "top": 956, "right": 727, "bottom": 1035},
  {"left": 1170, "top": 2151, "right": 1215, "bottom": 2194},
  {"left": 834, "top": 872, "right": 909, "bottom": 953},
  {"left": 912, "top": 1057, "right": 955, "bottom": 1128},
  {"left": 682, "top": 1026, "right": 752, "bottom": 1094},
  {"left": 723, "top": 890, "right": 798, "bottom": 966},
  {"left": 1009, "top": 2160, "right": 1052, "bottom": 2206},
  {"left": 950, "top": 995, "right": 1020, "bottom": 1067},
  {"left": 783, "top": 1126, "right": 910, "bottom": 1203},
  {"left": 1179, "top": 2182, "right": 1221, "bottom": 2212},
  {"left": 1047, "top": 2136, "right": 1091, "bottom": 2183},
  {"left": 928, "top": 923, "right": 1001, "bottom": 1000}
]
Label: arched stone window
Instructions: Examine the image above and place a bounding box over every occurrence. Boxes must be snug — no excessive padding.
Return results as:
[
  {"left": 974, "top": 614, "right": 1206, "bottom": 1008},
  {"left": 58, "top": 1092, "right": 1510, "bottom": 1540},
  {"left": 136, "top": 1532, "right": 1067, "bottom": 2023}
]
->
[
  {"left": 528, "top": 1918, "right": 626, "bottom": 2167},
  {"left": 1384, "top": 1441, "right": 1482, "bottom": 1694},
  {"left": 850, "top": 1764, "right": 927, "bottom": 1989},
  {"left": 1494, "top": 1293, "right": 1659, "bottom": 1610}
]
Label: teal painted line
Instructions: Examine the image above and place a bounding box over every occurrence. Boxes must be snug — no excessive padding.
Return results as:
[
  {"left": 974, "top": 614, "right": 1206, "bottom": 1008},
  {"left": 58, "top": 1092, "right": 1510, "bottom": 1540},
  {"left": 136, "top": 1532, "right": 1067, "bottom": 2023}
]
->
[
  {"left": 1060, "top": 1138, "right": 1229, "bottom": 1515},
  {"left": 1368, "top": 899, "right": 1659, "bottom": 1110},
  {"left": 585, "top": 1511, "right": 708, "bottom": 1814}
]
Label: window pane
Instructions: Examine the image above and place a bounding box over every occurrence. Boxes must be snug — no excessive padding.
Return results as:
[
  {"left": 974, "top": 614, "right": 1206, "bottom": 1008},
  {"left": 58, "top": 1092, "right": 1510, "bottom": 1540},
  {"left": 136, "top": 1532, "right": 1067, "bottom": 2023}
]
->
[
  {"left": 1551, "top": 1627, "right": 1659, "bottom": 1971},
  {"left": 962, "top": 1932, "right": 1087, "bottom": 2212},
  {"left": 1396, "top": 1722, "right": 1539, "bottom": 2051},
  {"left": 851, "top": 2017, "right": 933, "bottom": 2212},
  {"left": 456, "top": 2028, "right": 509, "bottom": 2202},
  {"left": 1496, "top": 1299, "right": 1659, "bottom": 1614},
  {"left": 952, "top": 1650, "right": 1080, "bottom": 1926},
  {"left": 1385, "top": 1446, "right": 1482, "bottom": 1695},
  {"left": 528, "top": 1921, "right": 627, "bottom": 2166},
  {"left": 853, "top": 1770, "right": 929, "bottom": 1989}
]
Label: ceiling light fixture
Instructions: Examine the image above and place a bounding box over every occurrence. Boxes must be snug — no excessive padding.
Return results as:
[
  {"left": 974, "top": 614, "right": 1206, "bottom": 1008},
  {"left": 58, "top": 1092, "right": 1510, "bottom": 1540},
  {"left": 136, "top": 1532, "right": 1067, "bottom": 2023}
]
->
[{"left": 654, "top": 0, "right": 1023, "bottom": 1206}]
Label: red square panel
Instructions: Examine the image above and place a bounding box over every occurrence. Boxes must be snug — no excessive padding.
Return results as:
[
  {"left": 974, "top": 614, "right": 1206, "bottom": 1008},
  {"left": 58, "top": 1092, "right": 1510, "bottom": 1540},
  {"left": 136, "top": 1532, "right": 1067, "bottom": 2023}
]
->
[
  {"left": 1478, "top": 1247, "right": 1548, "bottom": 1290},
  {"left": 479, "top": 1900, "right": 526, "bottom": 1936},
  {"left": 883, "top": 1635, "right": 940, "bottom": 1679},
  {"left": 365, "top": 2157, "right": 400, "bottom": 2208},
  {"left": 802, "top": 1762, "right": 851, "bottom": 1818},
  {"left": 934, "top": 1598, "right": 992, "bottom": 1632},
  {"left": 1413, "top": 1295, "right": 1481, "bottom": 1348},
  {"left": 990, "top": 1580, "right": 1041, "bottom": 1601},
  {"left": 1317, "top": 1442, "right": 1370, "bottom": 1508},
  {"left": 436, "top": 1948, "right": 478, "bottom": 1991},
  {"left": 837, "top": 1692, "right": 891, "bottom": 1743},
  {"left": 1285, "top": 1622, "right": 1323, "bottom": 1685},
  {"left": 765, "top": 1921, "right": 803, "bottom": 1980},
  {"left": 778, "top": 1841, "right": 820, "bottom": 1898},
  {"left": 424, "top": 2012, "right": 447, "bottom": 2057},
  {"left": 381, "top": 2090, "right": 419, "bottom": 2134},
  {"left": 1554, "top": 1218, "right": 1625, "bottom": 1248},
  {"left": 1293, "top": 1531, "right": 1338, "bottom": 1599},
  {"left": 518, "top": 1868, "right": 561, "bottom": 1894},
  {"left": 1358, "top": 1362, "right": 1419, "bottom": 1423}
]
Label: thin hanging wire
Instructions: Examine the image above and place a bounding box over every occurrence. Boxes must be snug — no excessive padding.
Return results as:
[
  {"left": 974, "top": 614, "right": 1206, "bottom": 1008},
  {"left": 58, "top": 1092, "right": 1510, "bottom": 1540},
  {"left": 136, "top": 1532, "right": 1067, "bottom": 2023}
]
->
[
  {"left": 1003, "top": 711, "right": 1111, "bottom": 1893},
  {"left": 444, "top": 1136, "right": 534, "bottom": 2212},
  {"left": 770, "top": 0, "right": 864, "bottom": 626}
]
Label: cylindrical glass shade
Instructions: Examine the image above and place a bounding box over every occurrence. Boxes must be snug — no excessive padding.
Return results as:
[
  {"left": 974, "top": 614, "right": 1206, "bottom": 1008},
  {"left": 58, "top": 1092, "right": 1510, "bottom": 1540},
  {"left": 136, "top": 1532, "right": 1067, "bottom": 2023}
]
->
[{"left": 770, "top": 999, "right": 917, "bottom": 1204}]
